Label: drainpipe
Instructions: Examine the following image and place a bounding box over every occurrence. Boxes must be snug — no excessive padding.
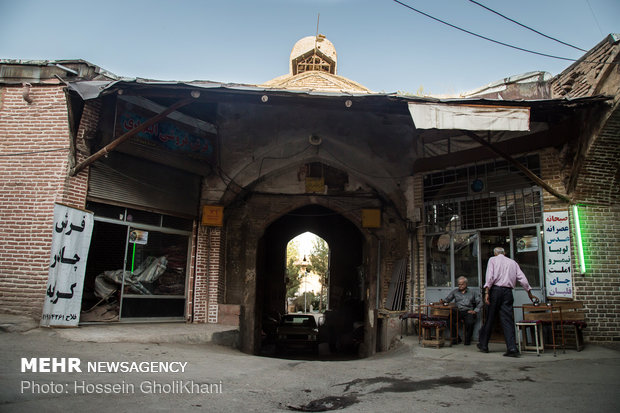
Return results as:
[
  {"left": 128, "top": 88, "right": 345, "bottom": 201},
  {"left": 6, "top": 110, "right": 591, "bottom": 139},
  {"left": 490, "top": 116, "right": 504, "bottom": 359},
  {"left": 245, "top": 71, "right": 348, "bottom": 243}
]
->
[
  {"left": 415, "top": 227, "right": 421, "bottom": 310},
  {"left": 409, "top": 224, "right": 416, "bottom": 312},
  {"left": 375, "top": 240, "right": 381, "bottom": 309}
]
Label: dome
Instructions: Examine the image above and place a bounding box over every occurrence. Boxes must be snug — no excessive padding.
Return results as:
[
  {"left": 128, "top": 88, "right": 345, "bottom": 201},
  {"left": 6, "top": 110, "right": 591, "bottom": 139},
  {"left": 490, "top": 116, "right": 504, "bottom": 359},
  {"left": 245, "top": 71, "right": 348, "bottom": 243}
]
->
[
  {"left": 261, "top": 34, "right": 371, "bottom": 93},
  {"left": 289, "top": 35, "right": 337, "bottom": 75}
]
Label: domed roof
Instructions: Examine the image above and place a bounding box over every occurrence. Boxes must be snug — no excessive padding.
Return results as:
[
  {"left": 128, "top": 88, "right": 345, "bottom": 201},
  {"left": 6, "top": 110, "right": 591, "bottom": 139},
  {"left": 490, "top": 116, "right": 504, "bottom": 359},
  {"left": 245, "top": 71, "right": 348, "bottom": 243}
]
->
[
  {"left": 261, "top": 34, "right": 371, "bottom": 93},
  {"left": 289, "top": 35, "right": 337, "bottom": 75}
]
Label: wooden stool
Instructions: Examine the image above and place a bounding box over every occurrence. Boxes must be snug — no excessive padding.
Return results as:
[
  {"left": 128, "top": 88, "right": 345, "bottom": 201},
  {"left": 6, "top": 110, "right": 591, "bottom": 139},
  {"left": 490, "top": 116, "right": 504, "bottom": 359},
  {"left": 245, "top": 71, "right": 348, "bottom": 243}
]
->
[
  {"left": 420, "top": 320, "right": 447, "bottom": 348},
  {"left": 516, "top": 320, "right": 544, "bottom": 356}
]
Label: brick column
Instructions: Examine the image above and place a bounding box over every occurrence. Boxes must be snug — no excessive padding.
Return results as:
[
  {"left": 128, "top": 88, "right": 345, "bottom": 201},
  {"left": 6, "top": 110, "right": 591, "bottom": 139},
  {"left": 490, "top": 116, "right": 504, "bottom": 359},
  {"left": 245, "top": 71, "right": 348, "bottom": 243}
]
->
[
  {"left": 191, "top": 226, "right": 223, "bottom": 323},
  {"left": 207, "top": 227, "right": 222, "bottom": 323}
]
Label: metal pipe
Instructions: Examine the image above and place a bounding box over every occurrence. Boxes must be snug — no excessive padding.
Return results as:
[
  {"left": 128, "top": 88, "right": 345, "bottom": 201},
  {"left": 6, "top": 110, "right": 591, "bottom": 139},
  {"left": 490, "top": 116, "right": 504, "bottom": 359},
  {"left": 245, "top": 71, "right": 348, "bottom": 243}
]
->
[
  {"left": 70, "top": 97, "right": 193, "bottom": 176},
  {"left": 376, "top": 240, "right": 381, "bottom": 309},
  {"left": 462, "top": 130, "right": 572, "bottom": 203}
]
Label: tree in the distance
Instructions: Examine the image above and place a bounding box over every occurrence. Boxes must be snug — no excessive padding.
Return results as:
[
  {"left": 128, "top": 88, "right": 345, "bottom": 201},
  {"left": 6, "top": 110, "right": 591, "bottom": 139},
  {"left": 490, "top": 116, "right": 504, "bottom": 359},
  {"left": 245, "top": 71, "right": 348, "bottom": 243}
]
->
[{"left": 308, "top": 237, "right": 329, "bottom": 312}]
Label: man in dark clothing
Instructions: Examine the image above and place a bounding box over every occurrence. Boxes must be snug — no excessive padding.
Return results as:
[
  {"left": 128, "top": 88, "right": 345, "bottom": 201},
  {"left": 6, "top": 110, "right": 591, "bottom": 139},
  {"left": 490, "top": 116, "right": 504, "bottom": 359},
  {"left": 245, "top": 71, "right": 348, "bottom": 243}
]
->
[{"left": 439, "top": 276, "right": 482, "bottom": 345}]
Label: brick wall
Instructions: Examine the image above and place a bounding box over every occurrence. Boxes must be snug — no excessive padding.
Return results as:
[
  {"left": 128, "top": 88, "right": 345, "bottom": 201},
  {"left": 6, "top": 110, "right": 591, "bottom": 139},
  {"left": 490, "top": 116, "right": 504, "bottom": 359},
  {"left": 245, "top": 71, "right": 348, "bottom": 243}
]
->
[
  {"left": 191, "top": 226, "right": 209, "bottom": 323},
  {"left": 571, "top": 205, "right": 620, "bottom": 343},
  {"left": 207, "top": 227, "right": 223, "bottom": 323},
  {"left": 540, "top": 147, "right": 620, "bottom": 343},
  {"left": 413, "top": 175, "right": 425, "bottom": 308},
  {"left": 0, "top": 84, "right": 91, "bottom": 316},
  {"left": 190, "top": 225, "right": 223, "bottom": 324},
  {"left": 572, "top": 109, "right": 620, "bottom": 205}
]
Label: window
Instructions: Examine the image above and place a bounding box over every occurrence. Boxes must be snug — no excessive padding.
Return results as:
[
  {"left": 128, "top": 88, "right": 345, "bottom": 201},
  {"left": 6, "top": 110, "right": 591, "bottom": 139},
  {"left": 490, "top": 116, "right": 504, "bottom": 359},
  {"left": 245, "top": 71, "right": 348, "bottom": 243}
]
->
[
  {"left": 426, "top": 234, "right": 451, "bottom": 287},
  {"left": 82, "top": 203, "right": 192, "bottom": 321},
  {"left": 454, "top": 233, "right": 479, "bottom": 287}
]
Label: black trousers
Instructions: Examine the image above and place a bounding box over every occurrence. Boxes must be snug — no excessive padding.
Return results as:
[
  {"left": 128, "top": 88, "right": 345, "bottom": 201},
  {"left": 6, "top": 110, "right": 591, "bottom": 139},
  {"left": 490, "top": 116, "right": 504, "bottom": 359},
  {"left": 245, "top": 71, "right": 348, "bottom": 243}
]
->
[
  {"left": 479, "top": 285, "right": 517, "bottom": 352},
  {"left": 449, "top": 310, "right": 477, "bottom": 344}
]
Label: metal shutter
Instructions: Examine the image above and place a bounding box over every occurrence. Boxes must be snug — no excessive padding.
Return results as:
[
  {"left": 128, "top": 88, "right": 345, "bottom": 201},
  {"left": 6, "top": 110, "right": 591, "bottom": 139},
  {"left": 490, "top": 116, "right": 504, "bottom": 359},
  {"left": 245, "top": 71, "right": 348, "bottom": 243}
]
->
[{"left": 87, "top": 152, "right": 200, "bottom": 217}]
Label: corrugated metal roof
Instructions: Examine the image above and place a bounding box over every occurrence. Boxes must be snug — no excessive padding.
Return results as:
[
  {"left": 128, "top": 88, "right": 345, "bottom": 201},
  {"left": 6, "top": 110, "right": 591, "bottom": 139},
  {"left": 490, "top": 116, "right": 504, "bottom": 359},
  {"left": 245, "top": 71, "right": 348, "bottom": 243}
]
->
[{"left": 66, "top": 78, "right": 612, "bottom": 110}]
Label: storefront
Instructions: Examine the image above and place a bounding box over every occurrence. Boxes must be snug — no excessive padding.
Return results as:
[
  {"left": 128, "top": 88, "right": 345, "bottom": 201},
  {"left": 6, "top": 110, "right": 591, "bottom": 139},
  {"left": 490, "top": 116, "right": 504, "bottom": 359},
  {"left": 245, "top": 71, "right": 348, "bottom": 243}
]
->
[
  {"left": 78, "top": 151, "right": 200, "bottom": 322},
  {"left": 423, "top": 155, "right": 545, "bottom": 333},
  {"left": 80, "top": 202, "right": 194, "bottom": 322}
]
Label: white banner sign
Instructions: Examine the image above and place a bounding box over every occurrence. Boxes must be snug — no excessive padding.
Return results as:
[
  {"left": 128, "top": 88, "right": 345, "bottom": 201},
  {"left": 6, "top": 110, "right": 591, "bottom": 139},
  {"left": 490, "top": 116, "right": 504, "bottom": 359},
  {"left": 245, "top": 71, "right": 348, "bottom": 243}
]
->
[
  {"left": 41, "top": 204, "right": 94, "bottom": 327},
  {"left": 543, "top": 210, "right": 573, "bottom": 299}
]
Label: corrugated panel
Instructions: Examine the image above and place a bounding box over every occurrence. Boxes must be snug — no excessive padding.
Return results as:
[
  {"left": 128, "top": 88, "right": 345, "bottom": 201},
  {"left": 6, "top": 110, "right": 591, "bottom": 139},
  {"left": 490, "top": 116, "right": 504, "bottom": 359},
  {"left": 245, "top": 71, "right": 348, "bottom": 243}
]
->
[
  {"left": 88, "top": 152, "right": 200, "bottom": 217},
  {"left": 385, "top": 258, "right": 407, "bottom": 311}
]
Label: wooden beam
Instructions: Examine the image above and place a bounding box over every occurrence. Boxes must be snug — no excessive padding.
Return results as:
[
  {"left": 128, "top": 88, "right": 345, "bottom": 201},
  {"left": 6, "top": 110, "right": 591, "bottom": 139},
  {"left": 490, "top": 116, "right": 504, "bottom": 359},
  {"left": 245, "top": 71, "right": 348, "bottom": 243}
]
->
[
  {"left": 70, "top": 97, "right": 194, "bottom": 176},
  {"left": 461, "top": 130, "right": 572, "bottom": 203}
]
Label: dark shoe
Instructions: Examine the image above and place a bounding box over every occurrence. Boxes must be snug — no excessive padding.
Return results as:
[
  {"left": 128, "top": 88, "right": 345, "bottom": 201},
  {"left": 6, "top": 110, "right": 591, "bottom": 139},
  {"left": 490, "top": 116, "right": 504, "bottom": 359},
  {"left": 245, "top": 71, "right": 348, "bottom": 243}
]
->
[
  {"left": 477, "top": 343, "right": 489, "bottom": 353},
  {"left": 503, "top": 351, "right": 520, "bottom": 358},
  {"left": 464, "top": 341, "right": 471, "bottom": 346}
]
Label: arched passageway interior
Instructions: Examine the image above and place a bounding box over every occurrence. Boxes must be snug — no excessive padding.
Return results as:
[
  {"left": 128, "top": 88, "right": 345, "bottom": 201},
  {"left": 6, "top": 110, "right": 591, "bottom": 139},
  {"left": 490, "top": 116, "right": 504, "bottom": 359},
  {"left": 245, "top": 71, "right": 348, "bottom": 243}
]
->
[{"left": 257, "top": 204, "right": 364, "bottom": 357}]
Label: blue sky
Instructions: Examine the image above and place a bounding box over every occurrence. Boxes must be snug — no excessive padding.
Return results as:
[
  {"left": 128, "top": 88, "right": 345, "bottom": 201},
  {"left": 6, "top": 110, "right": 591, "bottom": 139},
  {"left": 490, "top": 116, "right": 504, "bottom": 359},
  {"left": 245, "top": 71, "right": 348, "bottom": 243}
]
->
[{"left": 1, "top": 0, "right": 618, "bottom": 95}]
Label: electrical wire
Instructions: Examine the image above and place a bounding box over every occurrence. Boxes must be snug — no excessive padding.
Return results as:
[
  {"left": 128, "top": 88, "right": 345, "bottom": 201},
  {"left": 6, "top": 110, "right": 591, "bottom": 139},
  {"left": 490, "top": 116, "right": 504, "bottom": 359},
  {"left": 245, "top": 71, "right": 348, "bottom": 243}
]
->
[
  {"left": 586, "top": 0, "right": 605, "bottom": 37},
  {"left": 0, "top": 147, "right": 70, "bottom": 157},
  {"left": 320, "top": 145, "right": 411, "bottom": 180},
  {"left": 391, "top": 0, "right": 577, "bottom": 62},
  {"left": 258, "top": 144, "right": 313, "bottom": 177},
  {"left": 468, "top": 0, "right": 586, "bottom": 52}
]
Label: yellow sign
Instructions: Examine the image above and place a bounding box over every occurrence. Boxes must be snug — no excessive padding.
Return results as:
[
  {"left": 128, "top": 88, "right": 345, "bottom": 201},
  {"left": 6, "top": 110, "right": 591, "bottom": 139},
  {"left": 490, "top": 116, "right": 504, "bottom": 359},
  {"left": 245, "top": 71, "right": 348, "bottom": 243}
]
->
[
  {"left": 305, "top": 177, "right": 325, "bottom": 193},
  {"left": 362, "top": 209, "right": 381, "bottom": 228},
  {"left": 201, "top": 205, "right": 223, "bottom": 227}
]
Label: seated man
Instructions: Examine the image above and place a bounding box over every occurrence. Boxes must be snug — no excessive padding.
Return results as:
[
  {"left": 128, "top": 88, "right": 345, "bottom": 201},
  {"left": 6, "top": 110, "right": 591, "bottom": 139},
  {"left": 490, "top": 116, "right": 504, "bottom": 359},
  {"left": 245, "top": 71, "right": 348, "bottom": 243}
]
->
[{"left": 439, "top": 276, "right": 482, "bottom": 345}]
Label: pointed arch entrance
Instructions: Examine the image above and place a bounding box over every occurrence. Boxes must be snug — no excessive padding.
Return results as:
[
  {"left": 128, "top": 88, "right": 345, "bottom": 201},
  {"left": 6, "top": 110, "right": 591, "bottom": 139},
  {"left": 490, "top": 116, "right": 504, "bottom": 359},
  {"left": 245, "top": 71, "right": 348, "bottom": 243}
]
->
[{"left": 257, "top": 205, "right": 364, "bottom": 357}]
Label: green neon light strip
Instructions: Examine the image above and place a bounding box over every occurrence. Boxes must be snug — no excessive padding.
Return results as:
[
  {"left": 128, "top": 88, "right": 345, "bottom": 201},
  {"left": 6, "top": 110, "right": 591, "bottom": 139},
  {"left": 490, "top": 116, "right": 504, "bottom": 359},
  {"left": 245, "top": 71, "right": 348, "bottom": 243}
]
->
[
  {"left": 131, "top": 242, "right": 136, "bottom": 274},
  {"left": 572, "top": 204, "right": 586, "bottom": 274}
]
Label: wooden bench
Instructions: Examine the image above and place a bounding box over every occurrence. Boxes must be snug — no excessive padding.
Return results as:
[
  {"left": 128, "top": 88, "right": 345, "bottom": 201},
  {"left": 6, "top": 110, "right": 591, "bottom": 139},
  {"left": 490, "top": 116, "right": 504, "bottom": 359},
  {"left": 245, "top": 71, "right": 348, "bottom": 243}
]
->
[
  {"left": 521, "top": 301, "right": 587, "bottom": 352},
  {"left": 551, "top": 300, "right": 587, "bottom": 352}
]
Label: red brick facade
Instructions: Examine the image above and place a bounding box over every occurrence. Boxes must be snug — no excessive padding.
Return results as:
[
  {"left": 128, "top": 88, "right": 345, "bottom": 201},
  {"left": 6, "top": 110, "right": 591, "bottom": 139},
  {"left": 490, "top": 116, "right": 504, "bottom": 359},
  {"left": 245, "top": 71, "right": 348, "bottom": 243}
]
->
[
  {"left": 0, "top": 84, "right": 90, "bottom": 316},
  {"left": 190, "top": 226, "right": 224, "bottom": 324}
]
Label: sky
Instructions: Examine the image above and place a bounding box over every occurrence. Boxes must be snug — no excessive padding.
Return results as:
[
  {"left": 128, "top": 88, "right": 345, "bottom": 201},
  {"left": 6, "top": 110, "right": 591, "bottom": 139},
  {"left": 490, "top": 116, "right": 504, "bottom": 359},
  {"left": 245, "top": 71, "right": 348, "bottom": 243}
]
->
[{"left": 1, "top": 0, "right": 619, "bottom": 96}]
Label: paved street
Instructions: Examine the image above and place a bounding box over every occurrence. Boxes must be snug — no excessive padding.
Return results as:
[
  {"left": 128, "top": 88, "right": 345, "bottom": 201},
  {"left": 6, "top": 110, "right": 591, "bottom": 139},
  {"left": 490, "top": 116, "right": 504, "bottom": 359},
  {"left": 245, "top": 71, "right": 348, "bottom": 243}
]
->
[{"left": 1, "top": 316, "right": 619, "bottom": 413}]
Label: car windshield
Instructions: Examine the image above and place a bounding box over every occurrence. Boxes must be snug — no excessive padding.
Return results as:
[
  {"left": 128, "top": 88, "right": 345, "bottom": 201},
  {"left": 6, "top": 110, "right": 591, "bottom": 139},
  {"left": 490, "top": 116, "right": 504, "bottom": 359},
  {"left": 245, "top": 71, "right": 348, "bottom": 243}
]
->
[{"left": 282, "top": 315, "right": 316, "bottom": 327}]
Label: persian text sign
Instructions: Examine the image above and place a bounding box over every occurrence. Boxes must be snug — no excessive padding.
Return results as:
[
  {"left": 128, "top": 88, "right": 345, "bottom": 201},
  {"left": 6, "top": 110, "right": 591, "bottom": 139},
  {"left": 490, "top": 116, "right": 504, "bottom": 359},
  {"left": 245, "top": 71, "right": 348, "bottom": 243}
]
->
[
  {"left": 543, "top": 210, "right": 573, "bottom": 299},
  {"left": 41, "top": 204, "right": 94, "bottom": 327}
]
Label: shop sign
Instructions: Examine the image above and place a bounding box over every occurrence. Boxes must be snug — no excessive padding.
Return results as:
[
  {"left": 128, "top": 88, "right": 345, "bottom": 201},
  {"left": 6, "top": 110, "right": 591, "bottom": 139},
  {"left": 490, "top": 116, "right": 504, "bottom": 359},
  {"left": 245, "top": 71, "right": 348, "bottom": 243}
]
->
[
  {"left": 362, "top": 209, "right": 381, "bottom": 228},
  {"left": 202, "top": 205, "right": 223, "bottom": 227},
  {"left": 41, "top": 204, "right": 94, "bottom": 327},
  {"left": 129, "top": 230, "right": 148, "bottom": 245},
  {"left": 115, "top": 99, "right": 215, "bottom": 160},
  {"left": 543, "top": 210, "right": 573, "bottom": 299}
]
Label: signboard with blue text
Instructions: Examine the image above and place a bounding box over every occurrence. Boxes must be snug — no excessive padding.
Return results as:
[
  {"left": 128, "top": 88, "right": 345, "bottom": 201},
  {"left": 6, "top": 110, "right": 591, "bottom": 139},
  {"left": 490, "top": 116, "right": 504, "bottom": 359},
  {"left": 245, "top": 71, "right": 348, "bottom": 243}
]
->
[
  {"left": 115, "top": 98, "right": 216, "bottom": 162},
  {"left": 543, "top": 210, "right": 573, "bottom": 299}
]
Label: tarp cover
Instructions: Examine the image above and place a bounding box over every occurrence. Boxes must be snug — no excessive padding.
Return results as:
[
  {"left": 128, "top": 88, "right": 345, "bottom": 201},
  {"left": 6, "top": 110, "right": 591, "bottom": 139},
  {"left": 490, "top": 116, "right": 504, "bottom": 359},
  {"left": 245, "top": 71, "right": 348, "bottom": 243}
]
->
[{"left": 408, "top": 102, "right": 530, "bottom": 131}]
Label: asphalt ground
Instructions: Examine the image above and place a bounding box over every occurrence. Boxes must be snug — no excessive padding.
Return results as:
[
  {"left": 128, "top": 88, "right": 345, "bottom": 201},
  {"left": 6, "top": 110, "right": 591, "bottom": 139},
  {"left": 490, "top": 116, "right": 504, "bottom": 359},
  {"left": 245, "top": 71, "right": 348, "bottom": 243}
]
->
[{"left": 1, "top": 313, "right": 619, "bottom": 413}]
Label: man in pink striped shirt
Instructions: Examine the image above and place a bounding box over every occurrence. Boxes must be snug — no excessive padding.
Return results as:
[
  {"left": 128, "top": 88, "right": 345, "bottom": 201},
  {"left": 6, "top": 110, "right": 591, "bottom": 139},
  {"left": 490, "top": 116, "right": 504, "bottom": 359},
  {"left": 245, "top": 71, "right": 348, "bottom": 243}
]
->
[{"left": 477, "top": 247, "right": 539, "bottom": 357}]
